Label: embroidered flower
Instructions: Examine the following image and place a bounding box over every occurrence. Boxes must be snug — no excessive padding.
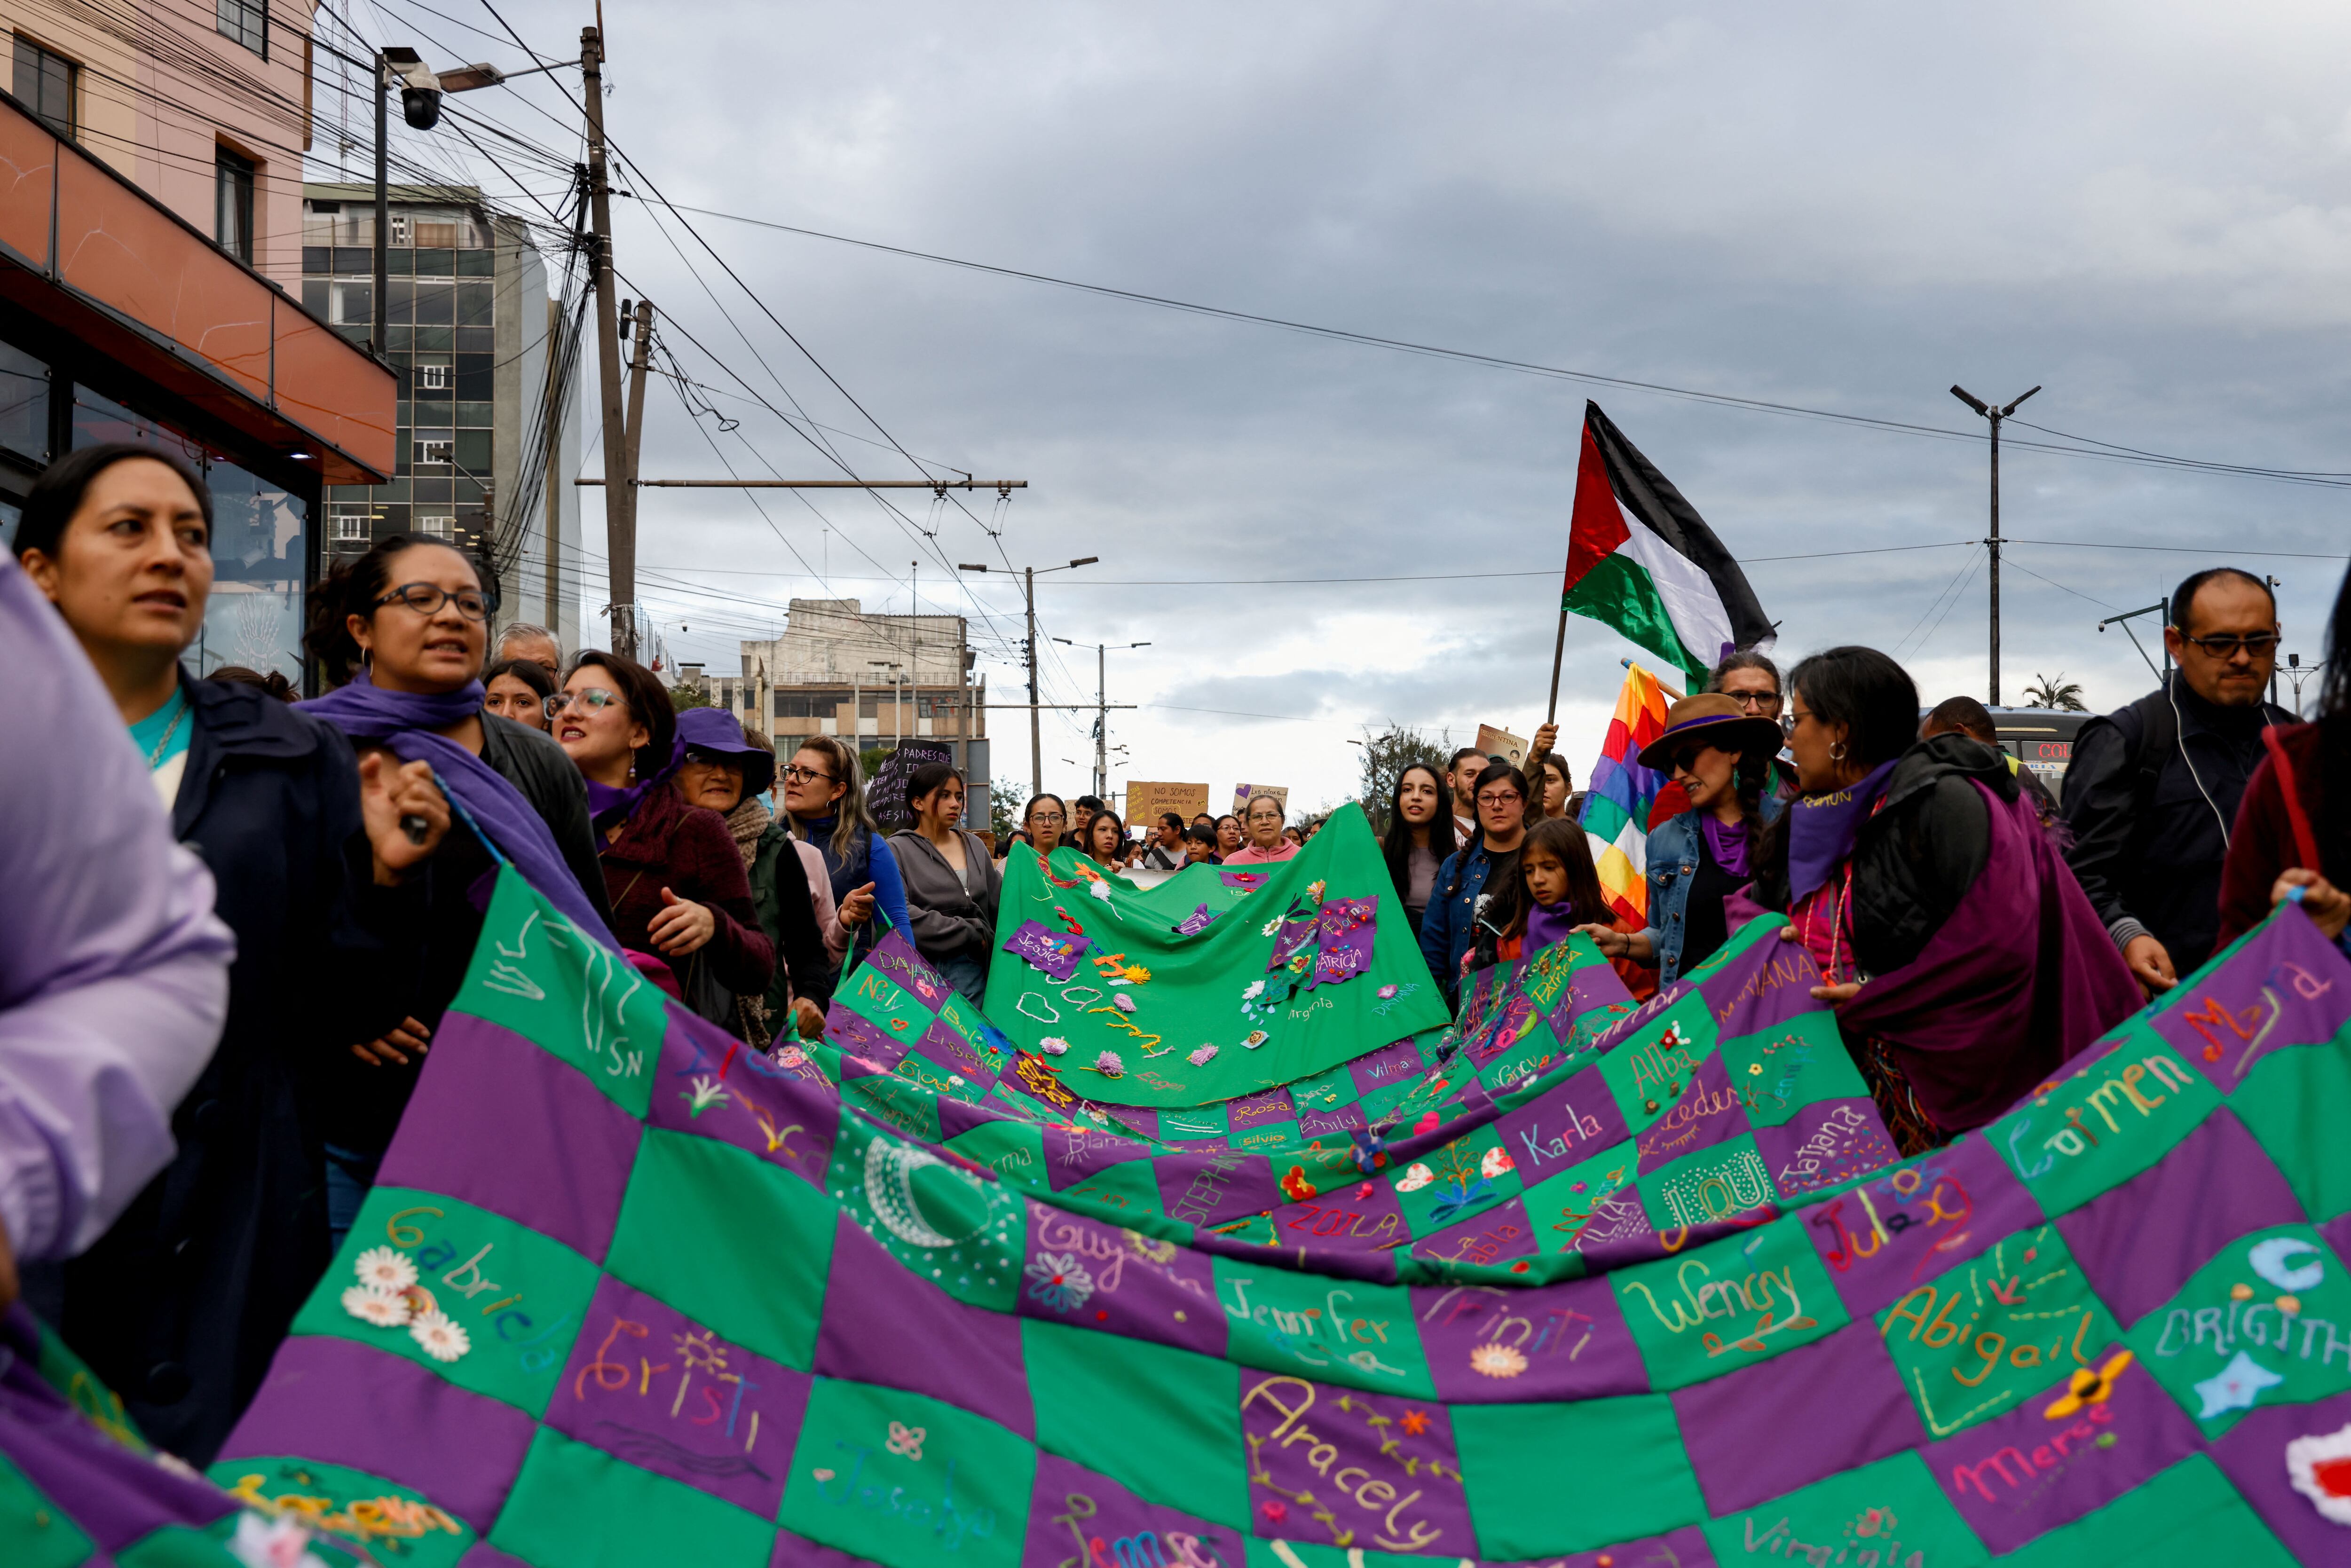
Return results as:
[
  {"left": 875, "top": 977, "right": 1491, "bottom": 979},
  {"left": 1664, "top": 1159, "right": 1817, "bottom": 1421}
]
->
[
  {"left": 1261, "top": 918, "right": 1283, "bottom": 937},
  {"left": 227, "top": 1511, "right": 330, "bottom": 1568},
  {"left": 1261, "top": 1500, "right": 1287, "bottom": 1525},
  {"left": 1280, "top": 1165, "right": 1315, "bottom": 1201},
  {"left": 1112, "top": 993, "right": 1136, "bottom": 1014},
  {"left": 1469, "top": 1341, "right": 1529, "bottom": 1379},
  {"left": 2286, "top": 1420, "right": 2351, "bottom": 1524},
  {"left": 1377, "top": 984, "right": 1399, "bottom": 1000},
  {"left": 399, "top": 1284, "right": 439, "bottom": 1318},
  {"left": 1040, "top": 1036, "right": 1071, "bottom": 1056},
  {"left": 1243, "top": 979, "right": 1266, "bottom": 1000},
  {"left": 682, "top": 1076, "right": 730, "bottom": 1117},
  {"left": 1089, "top": 881, "right": 1113, "bottom": 902},
  {"left": 1094, "top": 1050, "right": 1125, "bottom": 1078},
  {"left": 2043, "top": 1350, "right": 2136, "bottom": 1418},
  {"left": 341, "top": 1285, "right": 411, "bottom": 1328},
  {"left": 1479, "top": 1146, "right": 1517, "bottom": 1180},
  {"left": 1188, "top": 1043, "right": 1219, "bottom": 1066},
  {"left": 1398, "top": 1410, "right": 1430, "bottom": 1436},
  {"left": 773, "top": 1045, "right": 808, "bottom": 1070},
  {"left": 1023, "top": 1252, "right": 1097, "bottom": 1312},
  {"left": 354, "top": 1246, "right": 417, "bottom": 1292},
  {"left": 1307, "top": 880, "right": 1326, "bottom": 900},
  {"left": 1413, "top": 1111, "right": 1442, "bottom": 1134},
  {"left": 409, "top": 1310, "right": 471, "bottom": 1362},
  {"left": 1395, "top": 1162, "right": 1436, "bottom": 1193},
  {"left": 1121, "top": 964, "right": 1152, "bottom": 984}
]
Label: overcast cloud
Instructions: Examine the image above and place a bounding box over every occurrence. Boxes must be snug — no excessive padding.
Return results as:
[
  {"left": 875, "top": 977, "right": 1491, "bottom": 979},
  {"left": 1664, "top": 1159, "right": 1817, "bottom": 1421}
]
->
[{"left": 376, "top": 0, "right": 2351, "bottom": 812}]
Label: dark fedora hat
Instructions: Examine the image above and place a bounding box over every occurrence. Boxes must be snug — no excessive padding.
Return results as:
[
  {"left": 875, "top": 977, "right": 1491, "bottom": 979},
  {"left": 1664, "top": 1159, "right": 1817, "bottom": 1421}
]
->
[{"left": 1635, "top": 693, "right": 1785, "bottom": 773}]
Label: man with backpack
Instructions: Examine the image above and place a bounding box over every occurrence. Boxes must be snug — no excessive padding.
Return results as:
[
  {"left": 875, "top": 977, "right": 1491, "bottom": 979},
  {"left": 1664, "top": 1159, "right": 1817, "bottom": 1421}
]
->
[{"left": 2062, "top": 567, "right": 2294, "bottom": 995}]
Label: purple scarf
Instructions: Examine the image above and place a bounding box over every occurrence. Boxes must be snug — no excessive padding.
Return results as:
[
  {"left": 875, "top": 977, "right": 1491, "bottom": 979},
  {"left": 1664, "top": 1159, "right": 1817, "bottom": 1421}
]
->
[
  {"left": 1700, "top": 813, "right": 1751, "bottom": 878},
  {"left": 1785, "top": 759, "right": 1899, "bottom": 905},
  {"left": 1526, "top": 899, "right": 1580, "bottom": 953},
  {"left": 584, "top": 733, "right": 685, "bottom": 826},
  {"left": 297, "top": 670, "right": 618, "bottom": 949}
]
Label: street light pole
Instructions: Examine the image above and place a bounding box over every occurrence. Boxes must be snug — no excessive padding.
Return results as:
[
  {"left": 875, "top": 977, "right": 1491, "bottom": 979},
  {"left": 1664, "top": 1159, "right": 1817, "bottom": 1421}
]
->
[
  {"left": 1053, "top": 637, "right": 1150, "bottom": 799},
  {"left": 1950, "top": 383, "right": 2039, "bottom": 708},
  {"left": 959, "top": 557, "right": 1098, "bottom": 794}
]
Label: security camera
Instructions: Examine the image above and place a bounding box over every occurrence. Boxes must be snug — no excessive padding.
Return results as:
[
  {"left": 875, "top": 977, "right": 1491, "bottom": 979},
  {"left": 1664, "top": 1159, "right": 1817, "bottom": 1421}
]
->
[{"left": 401, "top": 86, "right": 442, "bottom": 130}]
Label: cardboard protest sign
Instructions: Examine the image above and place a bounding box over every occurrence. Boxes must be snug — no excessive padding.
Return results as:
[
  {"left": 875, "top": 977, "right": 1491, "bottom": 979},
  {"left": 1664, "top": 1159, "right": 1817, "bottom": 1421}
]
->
[
  {"left": 1476, "top": 723, "right": 1530, "bottom": 768},
  {"left": 1124, "top": 780, "right": 1210, "bottom": 825},
  {"left": 1231, "top": 783, "right": 1288, "bottom": 819}
]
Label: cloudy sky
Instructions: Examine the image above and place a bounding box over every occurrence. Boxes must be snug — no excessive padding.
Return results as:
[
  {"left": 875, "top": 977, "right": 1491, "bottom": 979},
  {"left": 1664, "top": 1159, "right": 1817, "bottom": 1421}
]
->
[{"left": 348, "top": 0, "right": 2351, "bottom": 814}]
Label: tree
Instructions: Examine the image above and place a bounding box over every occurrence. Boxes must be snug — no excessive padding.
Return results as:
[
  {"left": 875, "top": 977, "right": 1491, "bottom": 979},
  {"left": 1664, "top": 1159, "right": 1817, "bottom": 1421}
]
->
[
  {"left": 2022, "top": 673, "right": 2088, "bottom": 712},
  {"left": 1355, "top": 725, "right": 1453, "bottom": 837},
  {"left": 671, "top": 678, "right": 714, "bottom": 711},
  {"left": 990, "top": 780, "right": 1026, "bottom": 843}
]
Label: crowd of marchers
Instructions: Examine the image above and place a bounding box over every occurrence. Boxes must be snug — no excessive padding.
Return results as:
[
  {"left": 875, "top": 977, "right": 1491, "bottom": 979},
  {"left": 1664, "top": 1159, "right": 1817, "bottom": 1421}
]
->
[{"left": 2, "top": 441, "right": 2348, "bottom": 1474}]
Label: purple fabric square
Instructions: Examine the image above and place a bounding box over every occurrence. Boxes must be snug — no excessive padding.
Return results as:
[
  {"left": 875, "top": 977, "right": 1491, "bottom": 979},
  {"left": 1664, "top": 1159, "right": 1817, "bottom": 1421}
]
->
[
  {"left": 546, "top": 1275, "right": 808, "bottom": 1520},
  {"left": 1924, "top": 1337, "right": 2199, "bottom": 1553},
  {"left": 1300, "top": 1102, "right": 1369, "bottom": 1140},
  {"left": 1491, "top": 1526, "right": 1720, "bottom": 1568},
  {"left": 1157, "top": 1149, "right": 1278, "bottom": 1227},
  {"left": 1350, "top": 1037, "right": 1426, "bottom": 1096},
  {"left": 2210, "top": 1385, "right": 2351, "bottom": 1564},
  {"left": 1019, "top": 1199, "right": 1227, "bottom": 1358},
  {"left": 1004, "top": 919, "right": 1090, "bottom": 981},
  {"left": 864, "top": 936, "right": 954, "bottom": 1012},
  {"left": 219, "top": 1335, "right": 536, "bottom": 1529},
  {"left": 814, "top": 1217, "right": 1034, "bottom": 1437},
  {"left": 1228, "top": 1087, "right": 1294, "bottom": 1132},
  {"left": 1309, "top": 896, "right": 1378, "bottom": 987},
  {"left": 1494, "top": 1064, "right": 1631, "bottom": 1187},
  {"left": 1675, "top": 1322, "right": 1923, "bottom": 1515},
  {"left": 1176, "top": 903, "right": 1218, "bottom": 935},
  {"left": 2151, "top": 911, "right": 2351, "bottom": 1093},
  {"left": 1417, "top": 1270, "right": 1649, "bottom": 1403},
  {"left": 1218, "top": 869, "right": 1269, "bottom": 892},
  {"left": 378, "top": 1011, "right": 642, "bottom": 1265},
  {"left": 1239, "top": 1371, "right": 1475, "bottom": 1557},
  {"left": 1751, "top": 1097, "right": 1899, "bottom": 1201},
  {"left": 1552, "top": 963, "right": 1637, "bottom": 1040},
  {"left": 769, "top": 1529, "right": 881, "bottom": 1567},
  {"left": 1696, "top": 936, "right": 1825, "bottom": 1039},
  {"left": 1041, "top": 1120, "right": 1155, "bottom": 1191},
  {"left": 1412, "top": 1195, "right": 1539, "bottom": 1269},
  {"left": 1464, "top": 993, "right": 1542, "bottom": 1072},
  {"left": 1635, "top": 1055, "right": 1752, "bottom": 1174},
  {"left": 914, "top": 1017, "right": 993, "bottom": 1082},
  {"left": 645, "top": 1018, "right": 839, "bottom": 1193},
  {"left": 2056, "top": 1107, "right": 2306, "bottom": 1327},
  {"left": 1266, "top": 1174, "right": 1413, "bottom": 1258},
  {"left": 453, "top": 1544, "right": 536, "bottom": 1568},
  {"left": 1019, "top": 1454, "right": 1243, "bottom": 1567},
  {"left": 825, "top": 1007, "right": 910, "bottom": 1072},
  {"left": 1804, "top": 1133, "right": 2045, "bottom": 1321}
]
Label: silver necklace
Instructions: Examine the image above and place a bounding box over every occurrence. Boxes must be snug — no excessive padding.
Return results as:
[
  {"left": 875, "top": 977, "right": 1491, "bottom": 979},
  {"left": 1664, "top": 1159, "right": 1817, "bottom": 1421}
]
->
[{"left": 144, "top": 692, "right": 189, "bottom": 769}]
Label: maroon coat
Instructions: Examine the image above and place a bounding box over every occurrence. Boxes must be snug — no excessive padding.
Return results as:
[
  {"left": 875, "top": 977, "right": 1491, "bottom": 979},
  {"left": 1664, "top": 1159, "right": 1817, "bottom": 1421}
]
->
[
  {"left": 599, "top": 786, "right": 774, "bottom": 996},
  {"left": 2217, "top": 720, "right": 2339, "bottom": 950}
]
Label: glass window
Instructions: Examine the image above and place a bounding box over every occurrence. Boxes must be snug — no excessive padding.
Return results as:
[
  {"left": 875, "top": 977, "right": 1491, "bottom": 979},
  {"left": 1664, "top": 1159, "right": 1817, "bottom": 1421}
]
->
[
  {"left": 453, "top": 355, "right": 493, "bottom": 401},
  {"left": 71, "top": 386, "right": 203, "bottom": 464},
  {"left": 194, "top": 454, "right": 305, "bottom": 686},
  {"left": 215, "top": 147, "right": 255, "bottom": 262},
  {"left": 214, "top": 0, "right": 265, "bottom": 56},
  {"left": 414, "top": 362, "right": 451, "bottom": 393},
  {"left": 453, "top": 401, "right": 493, "bottom": 429},
  {"left": 330, "top": 504, "right": 371, "bottom": 542},
  {"left": 384, "top": 277, "right": 416, "bottom": 323},
  {"left": 414, "top": 435, "right": 453, "bottom": 468},
  {"left": 13, "top": 36, "right": 77, "bottom": 141},
  {"left": 455, "top": 248, "right": 495, "bottom": 277},
  {"left": 411, "top": 283, "right": 454, "bottom": 325},
  {"left": 412, "top": 325, "right": 453, "bottom": 352},
  {"left": 454, "top": 282, "right": 494, "bottom": 328},
  {"left": 328, "top": 280, "right": 371, "bottom": 326},
  {"left": 414, "top": 513, "right": 454, "bottom": 540},
  {"left": 453, "top": 326, "right": 493, "bottom": 354},
  {"left": 387, "top": 213, "right": 410, "bottom": 247},
  {"left": 452, "top": 429, "right": 490, "bottom": 475},
  {"left": 414, "top": 248, "right": 455, "bottom": 277},
  {"left": 300, "top": 279, "right": 328, "bottom": 316},
  {"left": 0, "top": 339, "right": 48, "bottom": 464}
]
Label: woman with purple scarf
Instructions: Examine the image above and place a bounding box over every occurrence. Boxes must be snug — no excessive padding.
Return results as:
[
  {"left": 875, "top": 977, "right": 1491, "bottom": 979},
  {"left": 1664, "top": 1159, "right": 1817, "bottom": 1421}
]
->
[
  {"left": 1746, "top": 646, "right": 2139, "bottom": 1154},
  {"left": 298, "top": 536, "right": 616, "bottom": 1237}
]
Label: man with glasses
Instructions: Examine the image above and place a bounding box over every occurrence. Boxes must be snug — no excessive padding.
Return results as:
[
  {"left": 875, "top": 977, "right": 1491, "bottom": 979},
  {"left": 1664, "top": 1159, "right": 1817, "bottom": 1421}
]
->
[{"left": 2063, "top": 567, "right": 2294, "bottom": 994}]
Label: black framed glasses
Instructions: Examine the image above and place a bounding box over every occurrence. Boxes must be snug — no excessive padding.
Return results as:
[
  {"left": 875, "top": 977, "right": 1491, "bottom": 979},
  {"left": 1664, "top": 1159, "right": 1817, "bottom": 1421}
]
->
[
  {"left": 373, "top": 582, "right": 497, "bottom": 620},
  {"left": 682, "top": 747, "right": 739, "bottom": 769},
  {"left": 1476, "top": 788, "right": 1523, "bottom": 808},
  {"left": 2180, "top": 631, "right": 2280, "bottom": 659},
  {"left": 1728, "top": 691, "right": 1782, "bottom": 713},
  {"left": 544, "top": 687, "right": 623, "bottom": 720},
  {"left": 781, "top": 764, "right": 835, "bottom": 785}
]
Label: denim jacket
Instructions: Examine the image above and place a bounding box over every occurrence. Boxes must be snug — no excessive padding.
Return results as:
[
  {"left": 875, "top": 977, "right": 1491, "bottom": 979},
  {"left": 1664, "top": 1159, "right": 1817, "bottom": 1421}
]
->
[
  {"left": 1638, "top": 795, "right": 1784, "bottom": 984},
  {"left": 1419, "top": 837, "right": 1508, "bottom": 1000}
]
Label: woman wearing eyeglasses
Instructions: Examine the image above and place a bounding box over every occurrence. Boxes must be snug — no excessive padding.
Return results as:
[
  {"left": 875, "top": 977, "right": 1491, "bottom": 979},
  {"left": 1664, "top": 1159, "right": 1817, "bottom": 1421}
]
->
[
  {"left": 1417, "top": 762, "right": 1532, "bottom": 1005},
  {"left": 1002, "top": 793, "right": 1068, "bottom": 865},
  {"left": 12, "top": 448, "right": 450, "bottom": 1463},
  {"left": 554, "top": 653, "right": 773, "bottom": 1026},
  {"left": 1578, "top": 694, "right": 1785, "bottom": 985},
  {"left": 780, "top": 734, "right": 911, "bottom": 969},
  {"left": 1744, "top": 646, "right": 2137, "bottom": 1155}
]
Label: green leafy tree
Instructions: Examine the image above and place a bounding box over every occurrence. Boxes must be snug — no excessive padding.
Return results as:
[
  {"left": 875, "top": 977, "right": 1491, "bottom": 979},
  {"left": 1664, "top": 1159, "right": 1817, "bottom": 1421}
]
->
[
  {"left": 671, "top": 678, "right": 714, "bottom": 712},
  {"left": 1355, "top": 725, "right": 1453, "bottom": 837},
  {"left": 2022, "top": 673, "right": 2089, "bottom": 712},
  {"left": 990, "top": 779, "right": 1026, "bottom": 843}
]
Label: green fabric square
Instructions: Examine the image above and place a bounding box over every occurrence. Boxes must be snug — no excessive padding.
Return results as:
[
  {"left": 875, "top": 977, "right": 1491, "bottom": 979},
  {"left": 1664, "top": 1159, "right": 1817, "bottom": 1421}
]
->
[
  {"left": 1356, "top": 1076, "right": 1422, "bottom": 1123},
  {"left": 0, "top": 1451, "right": 95, "bottom": 1568},
  {"left": 1288, "top": 1063, "right": 1361, "bottom": 1111},
  {"left": 779, "top": 1378, "right": 1035, "bottom": 1566},
  {"left": 290, "top": 1186, "right": 598, "bottom": 1417},
  {"left": 1719, "top": 1009, "right": 1862, "bottom": 1129},
  {"left": 2232, "top": 1033, "right": 2351, "bottom": 1222},
  {"left": 1157, "top": 1105, "right": 1231, "bottom": 1142},
  {"left": 892, "top": 1046, "right": 987, "bottom": 1105},
  {"left": 112, "top": 1523, "right": 251, "bottom": 1568},
  {"left": 1230, "top": 1119, "right": 1303, "bottom": 1155},
  {"left": 1702, "top": 1449, "right": 1987, "bottom": 1568},
  {"left": 1024, "top": 1319, "right": 1248, "bottom": 1528},
  {"left": 1214, "top": 1258, "right": 1434, "bottom": 1397},
  {"left": 2123, "top": 1222, "right": 2351, "bottom": 1436},
  {"left": 1877, "top": 1222, "right": 2122, "bottom": 1440},
  {"left": 453, "top": 872, "right": 665, "bottom": 1117},
  {"left": 836, "top": 964, "right": 938, "bottom": 1041},
  {"left": 488, "top": 1426, "right": 772, "bottom": 1568},
  {"left": 1453, "top": 1393, "right": 1702, "bottom": 1556},
  {"left": 1520, "top": 1143, "right": 1641, "bottom": 1256},
  {"left": 604, "top": 1130, "right": 836, "bottom": 1371},
  {"left": 1392, "top": 1127, "right": 1522, "bottom": 1237},
  {"left": 1477, "top": 1013, "right": 1569, "bottom": 1091},
  {"left": 825, "top": 1115, "right": 1023, "bottom": 1309},
  {"left": 840, "top": 1072, "right": 945, "bottom": 1145},
  {"left": 1597, "top": 990, "right": 1714, "bottom": 1136},
  {"left": 1990, "top": 1455, "right": 2294, "bottom": 1567},
  {"left": 1989, "top": 1032, "right": 2217, "bottom": 1216},
  {"left": 1612, "top": 1212, "right": 1849, "bottom": 1390},
  {"left": 942, "top": 1118, "right": 1047, "bottom": 1185},
  {"left": 1639, "top": 1133, "right": 1774, "bottom": 1232},
  {"left": 206, "top": 1458, "right": 473, "bottom": 1566},
  {"left": 1057, "top": 1157, "right": 1167, "bottom": 1222}
]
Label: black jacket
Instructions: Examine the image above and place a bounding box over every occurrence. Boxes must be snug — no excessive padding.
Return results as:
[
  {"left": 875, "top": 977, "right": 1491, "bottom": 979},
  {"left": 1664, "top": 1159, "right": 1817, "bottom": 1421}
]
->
[
  {"left": 42, "top": 674, "right": 424, "bottom": 1464},
  {"left": 2060, "top": 678, "right": 2291, "bottom": 975},
  {"left": 1755, "top": 733, "right": 2010, "bottom": 978}
]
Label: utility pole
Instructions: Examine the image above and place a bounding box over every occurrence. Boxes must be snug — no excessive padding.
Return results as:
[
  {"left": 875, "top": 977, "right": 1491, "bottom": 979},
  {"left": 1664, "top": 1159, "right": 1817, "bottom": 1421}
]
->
[
  {"left": 372, "top": 52, "right": 387, "bottom": 357},
  {"left": 1950, "top": 383, "right": 2039, "bottom": 707},
  {"left": 543, "top": 298, "right": 564, "bottom": 633},
  {"left": 581, "top": 25, "right": 633, "bottom": 658},
  {"left": 956, "top": 558, "right": 1097, "bottom": 793},
  {"left": 2267, "top": 575, "right": 2284, "bottom": 708},
  {"left": 615, "top": 298, "right": 654, "bottom": 658},
  {"left": 1052, "top": 638, "right": 1150, "bottom": 799}
]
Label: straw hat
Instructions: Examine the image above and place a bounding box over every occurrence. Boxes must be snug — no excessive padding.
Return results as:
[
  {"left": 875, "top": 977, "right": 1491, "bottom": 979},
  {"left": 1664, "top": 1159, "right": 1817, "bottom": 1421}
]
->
[{"left": 1634, "top": 693, "right": 1785, "bottom": 773}]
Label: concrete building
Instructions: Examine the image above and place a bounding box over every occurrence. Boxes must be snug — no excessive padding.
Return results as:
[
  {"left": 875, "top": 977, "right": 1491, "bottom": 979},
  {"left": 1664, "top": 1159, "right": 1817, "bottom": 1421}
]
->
[
  {"left": 0, "top": 9, "right": 393, "bottom": 686},
  {"left": 716, "top": 599, "right": 990, "bottom": 819},
  {"left": 300, "top": 183, "right": 583, "bottom": 651}
]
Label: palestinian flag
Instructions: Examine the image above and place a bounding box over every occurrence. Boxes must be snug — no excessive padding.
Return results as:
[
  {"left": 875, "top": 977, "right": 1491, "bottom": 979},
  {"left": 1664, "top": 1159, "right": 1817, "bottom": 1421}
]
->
[{"left": 1562, "top": 401, "right": 1772, "bottom": 685}]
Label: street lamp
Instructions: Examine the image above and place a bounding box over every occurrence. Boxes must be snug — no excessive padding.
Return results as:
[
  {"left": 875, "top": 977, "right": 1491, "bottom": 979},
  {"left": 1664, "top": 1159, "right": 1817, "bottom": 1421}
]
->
[
  {"left": 1949, "top": 381, "right": 2040, "bottom": 708},
  {"left": 370, "top": 47, "right": 509, "bottom": 358},
  {"left": 1052, "top": 638, "right": 1151, "bottom": 798},
  {"left": 958, "top": 556, "right": 1100, "bottom": 789},
  {"left": 868, "top": 660, "right": 906, "bottom": 751}
]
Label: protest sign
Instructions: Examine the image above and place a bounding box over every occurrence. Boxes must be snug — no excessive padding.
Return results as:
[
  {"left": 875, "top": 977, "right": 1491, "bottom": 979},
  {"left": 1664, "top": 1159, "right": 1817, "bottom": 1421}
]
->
[
  {"left": 1231, "top": 782, "right": 1288, "bottom": 818},
  {"left": 864, "top": 742, "right": 952, "bottom": 833},
  {"left": 1124, "top": 780, "right": 1209, "bottom": 825},
  {"left": 1476, "top": 722, "right": 1530, "bottom": 767}
]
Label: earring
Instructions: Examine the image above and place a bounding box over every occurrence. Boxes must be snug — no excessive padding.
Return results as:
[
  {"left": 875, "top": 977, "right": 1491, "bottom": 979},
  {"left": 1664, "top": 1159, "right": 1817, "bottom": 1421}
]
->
[{"left": 1829, "top": 741, "right": 1847, "bottom": 762}]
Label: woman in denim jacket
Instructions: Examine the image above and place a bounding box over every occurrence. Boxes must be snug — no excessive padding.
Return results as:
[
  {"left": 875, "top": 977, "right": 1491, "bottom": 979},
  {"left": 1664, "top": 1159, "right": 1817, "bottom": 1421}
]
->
[{"left": 1582, "top": 694, "right": 1784, "bottom": 985}]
